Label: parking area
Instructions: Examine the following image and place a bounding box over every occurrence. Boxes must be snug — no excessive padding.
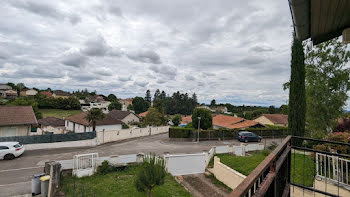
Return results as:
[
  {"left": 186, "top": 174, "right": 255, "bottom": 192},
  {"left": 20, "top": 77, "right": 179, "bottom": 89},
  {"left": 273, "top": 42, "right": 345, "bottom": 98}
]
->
[{"left": 0, "top": 133, "right": 283, "bottom": 196}]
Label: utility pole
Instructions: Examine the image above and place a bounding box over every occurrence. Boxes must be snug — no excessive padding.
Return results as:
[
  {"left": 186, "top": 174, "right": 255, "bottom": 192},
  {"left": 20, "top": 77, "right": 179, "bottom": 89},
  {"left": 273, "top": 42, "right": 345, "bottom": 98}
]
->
[{"left": 197, "top": 117, "right": 201, "bottom": 143}]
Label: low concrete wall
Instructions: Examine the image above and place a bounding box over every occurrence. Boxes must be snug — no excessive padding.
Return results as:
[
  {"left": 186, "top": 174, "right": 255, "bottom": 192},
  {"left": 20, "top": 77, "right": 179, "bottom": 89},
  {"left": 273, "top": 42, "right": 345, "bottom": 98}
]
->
[
  {"left": 164, "top": 152, "right": 206, "bottom": 176},
  {"left": 23, "top": 126, "right": 169, "bottom": 150},
  {"left": 211, "top": 156, "right": 246, "bottom": 190},
  {"left": 96, "top": 126, "right": 169, "bottom": 145},
  {"left": 24, "top": 138, "right": 97, "bottom": 150}
]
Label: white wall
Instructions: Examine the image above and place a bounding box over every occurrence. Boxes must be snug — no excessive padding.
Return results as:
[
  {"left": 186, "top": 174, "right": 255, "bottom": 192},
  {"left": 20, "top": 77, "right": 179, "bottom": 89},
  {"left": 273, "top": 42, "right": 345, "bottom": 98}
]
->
[
  {"left": 65, "top": 120, "right": 122, "bottom": 133},
  {"left": 164, "top": 153, "right": 206, "bottom": 176},
  {"left": 122, "top": 113, "right": 140, "bottom": 124},
  {"left": 96, "top": 126, "right": 169, "bottom": 145},
  {"left": 24, "top": 139, "right": 97, "bottom": 150}
]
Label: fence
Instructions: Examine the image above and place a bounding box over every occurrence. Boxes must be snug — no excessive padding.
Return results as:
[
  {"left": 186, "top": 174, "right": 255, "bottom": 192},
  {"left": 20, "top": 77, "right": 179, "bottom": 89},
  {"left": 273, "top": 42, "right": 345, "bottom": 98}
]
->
[
  {"left": 316, "top": 153, "right": 350, "bottom": 187},
  {"left": 72, "top": 153, "right": 98, "bottom": 178},
  {"left": 0, "top": 131, "right": 96, "bottom": 144}
]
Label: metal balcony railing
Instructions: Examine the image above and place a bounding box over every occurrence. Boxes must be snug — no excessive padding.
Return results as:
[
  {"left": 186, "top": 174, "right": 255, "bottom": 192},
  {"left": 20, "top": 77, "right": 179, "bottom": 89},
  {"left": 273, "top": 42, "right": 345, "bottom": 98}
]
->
[{"left": 228, "top": 135, "right": 350, "bottom": 197}]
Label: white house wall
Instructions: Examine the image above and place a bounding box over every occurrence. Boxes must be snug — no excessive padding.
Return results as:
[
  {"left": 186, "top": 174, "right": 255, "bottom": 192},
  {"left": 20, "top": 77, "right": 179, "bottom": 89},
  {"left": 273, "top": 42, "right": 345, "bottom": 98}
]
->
[
  {"left": 122, "top": 113, "right": 140, "bottom": 124},
  {"left": 65, "top": 120, "right": 122, "bottom": 133}
]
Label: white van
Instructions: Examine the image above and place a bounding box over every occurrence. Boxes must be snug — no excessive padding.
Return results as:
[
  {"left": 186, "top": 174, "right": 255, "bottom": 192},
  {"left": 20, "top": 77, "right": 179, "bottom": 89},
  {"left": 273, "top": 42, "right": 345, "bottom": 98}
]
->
[{"left": 0, "top": 142, "right": 25, "bottom": 160}]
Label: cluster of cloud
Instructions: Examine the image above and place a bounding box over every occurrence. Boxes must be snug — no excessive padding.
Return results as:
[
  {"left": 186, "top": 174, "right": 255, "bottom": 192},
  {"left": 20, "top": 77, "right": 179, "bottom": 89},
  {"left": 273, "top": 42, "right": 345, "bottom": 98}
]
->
[{"left": 0, "top": 0, "right": 301, "bottom": 106}]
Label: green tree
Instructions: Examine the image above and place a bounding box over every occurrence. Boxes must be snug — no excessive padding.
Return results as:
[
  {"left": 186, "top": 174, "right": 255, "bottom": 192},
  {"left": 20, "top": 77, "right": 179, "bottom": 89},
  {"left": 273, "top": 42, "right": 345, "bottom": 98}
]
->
[
  {"left": 135, "top": 154, "right": 166, "bottom": 197},
  {"left": 145, "top": 90, "right": 152, "bottom": 103},
  {"left": 210, "top": 99, "right": 216, "bottom": 106},
  {"left": 304, "top": 38, "right": 350, "bottom": 136},
  {"left": 288, "top": 36, "right": 306, "bottom": 139},
  {"left": 108, "top": 101, "right": 122, "bottom": 111},
  {"left": 268, "top": 105, "right": 276, "bottom": 114},
  {"left": 192, "top": 108, "right": 212, "bottom": 130},
  {"left": 133, "top": 97, "right": 150, "bottom": 114},
  {"left": 143, "top": 108, "right": 166, "bottom": 126},
  {"left": 85, "top": 108, "right": 105, "bottom": 131},
  {"left": 280, "top": 105, "right": 288, "bottom": 115},
  {"left": 153, "top": 89, "right": 160, "bottom": 101},
  {"left": 153, "top": 98, "right": 164, "bottom": 113},
  {"left": 107, "top": 94, "right": 117, "bottom": 102},
  {"left": 172, "top": 115, "right": 182, "bottom": 126}
]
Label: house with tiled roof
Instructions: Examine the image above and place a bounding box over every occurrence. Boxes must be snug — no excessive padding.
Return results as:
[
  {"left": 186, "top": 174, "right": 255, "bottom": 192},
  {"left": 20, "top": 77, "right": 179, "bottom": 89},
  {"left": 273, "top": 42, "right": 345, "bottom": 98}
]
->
[
  {"left": 180, "top": 115, "right": 193, "bottom": 125},
  {"left": 213, "top": 114, "right": 264, "bottom": 129},
  {"left": 65, "top": 111, "right": 123, "bottom": 133},
  {"left": 0, "top": 106, "right": 38, "bottom": 137},
  {"left": 138, "top": 111, "right": 148, "bottom": 118},
  {"left": 108, "top": 110, "right": 140, "bottom": 125},
  {"left": 20, "top": 88, "right": 38, "bottom": 96},
  {"left": 40, "top": 91, "right": 53, "bottom": 97},
  {"left": 254, "top": 114, "right": 288, "bottom": 127},
  {"left": 52, "top": 90, "right": 71, "bottom": 98},
  {"left": 38, "top": 117, "right": 65, "bottom": 134}
]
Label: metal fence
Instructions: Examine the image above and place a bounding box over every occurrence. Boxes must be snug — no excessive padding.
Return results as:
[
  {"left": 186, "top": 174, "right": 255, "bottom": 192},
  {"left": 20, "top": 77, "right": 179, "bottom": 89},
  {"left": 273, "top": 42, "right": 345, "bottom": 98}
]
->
[
  {"left": 316, "top": 153, "right": 350, "bottom": 186},
  {"left": 0, "top": 131, "right": 96, "bottom": 144},
  {"left": 229, "top": 136, "right": 350, "bottom": 197}
]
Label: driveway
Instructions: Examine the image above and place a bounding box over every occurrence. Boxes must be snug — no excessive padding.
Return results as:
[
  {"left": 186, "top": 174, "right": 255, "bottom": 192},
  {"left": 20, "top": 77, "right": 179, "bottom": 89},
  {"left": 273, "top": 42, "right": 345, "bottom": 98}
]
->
[{"left": 0, "top": 134, "right": 283, "bottom": 196}]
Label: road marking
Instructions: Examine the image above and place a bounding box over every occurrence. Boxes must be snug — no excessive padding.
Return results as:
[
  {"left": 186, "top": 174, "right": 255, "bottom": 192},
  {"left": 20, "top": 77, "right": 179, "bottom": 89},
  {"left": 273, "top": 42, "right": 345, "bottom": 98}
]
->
[
  {"left": 0, "top": 166, "right": 44, "bottom": 173},
  {"left": 0, "top": 181, "right": 31, "bottom": 187}
]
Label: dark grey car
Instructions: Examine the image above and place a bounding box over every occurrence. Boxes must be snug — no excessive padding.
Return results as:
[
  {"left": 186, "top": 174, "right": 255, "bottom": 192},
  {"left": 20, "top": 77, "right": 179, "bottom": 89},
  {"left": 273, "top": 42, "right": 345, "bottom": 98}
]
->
[{"left": 238, "top": 131, "right": 262, "bottom": 143}]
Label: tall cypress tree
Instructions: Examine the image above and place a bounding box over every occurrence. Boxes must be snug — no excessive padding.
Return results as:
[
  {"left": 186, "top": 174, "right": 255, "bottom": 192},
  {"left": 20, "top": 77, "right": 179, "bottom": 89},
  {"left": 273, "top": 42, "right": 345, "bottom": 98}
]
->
[{"left": 288, "top": 36, "right": 306, "bottom": 140}]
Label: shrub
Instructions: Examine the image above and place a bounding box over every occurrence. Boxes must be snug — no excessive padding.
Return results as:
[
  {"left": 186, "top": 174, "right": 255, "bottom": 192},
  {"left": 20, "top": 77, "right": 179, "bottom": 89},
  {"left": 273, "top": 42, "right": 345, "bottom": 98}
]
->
[{"left": 97, "top": 160, "right": 114, "bottom": 175}]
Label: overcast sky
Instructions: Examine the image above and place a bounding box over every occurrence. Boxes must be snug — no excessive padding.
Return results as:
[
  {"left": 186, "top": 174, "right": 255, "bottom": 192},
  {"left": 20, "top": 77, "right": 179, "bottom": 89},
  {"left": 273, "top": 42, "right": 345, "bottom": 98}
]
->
[{"left": 0, "top": 0, "right": 297, "bottom": 106}]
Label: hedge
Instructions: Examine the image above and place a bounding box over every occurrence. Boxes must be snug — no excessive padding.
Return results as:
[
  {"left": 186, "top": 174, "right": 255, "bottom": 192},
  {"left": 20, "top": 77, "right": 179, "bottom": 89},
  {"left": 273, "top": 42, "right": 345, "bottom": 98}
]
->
[{"left": 169, "top": 127, "right": 289, "bottom": 140}]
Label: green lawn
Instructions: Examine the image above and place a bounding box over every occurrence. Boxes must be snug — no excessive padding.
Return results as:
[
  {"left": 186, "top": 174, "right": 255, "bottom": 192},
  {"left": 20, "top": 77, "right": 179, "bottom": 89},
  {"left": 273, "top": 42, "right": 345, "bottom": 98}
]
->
[
  {"left": 61, "top": 166, "right": 192, "bottom": 197},
  {"left": 216, "top": 151, "right": 315, "bottom": 187},
  {"left": 291, "top": 153, "right": 315, "bottom": 187},
  {"left": 39, "top": 109, "right": 81, "bottom": 119}
]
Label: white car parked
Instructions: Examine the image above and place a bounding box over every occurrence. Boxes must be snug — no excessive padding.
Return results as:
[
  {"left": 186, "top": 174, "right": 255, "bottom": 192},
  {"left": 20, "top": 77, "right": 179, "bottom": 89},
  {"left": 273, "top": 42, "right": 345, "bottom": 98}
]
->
[{"left": 0, "top": 142, "right": 25, "bottom": 160}]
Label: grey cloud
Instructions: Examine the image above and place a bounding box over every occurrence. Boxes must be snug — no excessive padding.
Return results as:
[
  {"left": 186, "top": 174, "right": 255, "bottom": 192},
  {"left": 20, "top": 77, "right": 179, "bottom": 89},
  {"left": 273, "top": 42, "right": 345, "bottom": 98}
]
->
[
  {"left": 68, "top": 72, "right": 102, "bottom": 81},
  {"left": 240, "top": 56, "right": 266, "bottom": 65},
  {"left": 185, "top": 75, "right": 195, "bottom": 81},
  {"left": 250, "top": 45, "right": 274, "bottom": 53},
  {"left": 82, "top": 36, "right": 109, "bottom": 56},
  {"left": 198, "top": 81, "right": 205, "bottom": 87},
  {"left": 156, "top": 78, "right": 167, "bottom": 84},
  {"left": 69, "top": 14, "right": 82, "bottom": 25},
  {"left": 149, "top": 65, "right": 177, "bottom": 79},
  {"left": 1, "top": 67, "right": 63, "bottom": 79},
  {"left": 202, "top": 72, "right": 216, "bottom": 77},
  {"left": 127, "top": 50, "right": 161, "bottom": 64},
  {"left": 7, "top": 0, "right": 81, "bottom": 25},
  {"left": 60, "top": 51, "right": 88, "bottom": 67},
  {"left": 118, "top": 75, "right": 132, "bottom": 82},
  {"left": 108, "top": 5, "right": 123, "bottom": 17},
  {"left": 134, "top": 80, "right": 149, "bottom": 87}
]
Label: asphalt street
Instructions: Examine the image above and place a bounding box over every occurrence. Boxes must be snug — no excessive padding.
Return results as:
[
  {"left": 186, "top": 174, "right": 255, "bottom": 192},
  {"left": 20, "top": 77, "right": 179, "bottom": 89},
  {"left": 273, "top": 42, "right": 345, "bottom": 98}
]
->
[{"left": 0, "top": 134, "right": 283, "bottom": 196}]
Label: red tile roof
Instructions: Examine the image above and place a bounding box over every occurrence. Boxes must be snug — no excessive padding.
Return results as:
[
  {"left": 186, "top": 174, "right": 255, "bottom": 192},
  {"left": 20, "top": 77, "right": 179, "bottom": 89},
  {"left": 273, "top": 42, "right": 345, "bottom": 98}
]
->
[
  {"left": 213, "top": 114, "right": 263, "bottom": 129},
  {"left": 260, "top": 114, "right": 288, "bottom": 125},
  {"left": 181, "top": 115, "right": 192, "bottom": 124},
  {"left": 139, "top": 111, "right": 148, "bottom": 118},
  {"left": 40, "top": 91, "right": 52, "bottom": 97},
  {"left": 66, "top": 112, "right": 123, "bottom": 126},
  {"left": 0, "top": 106, "right": 38, "bottom": 126}
]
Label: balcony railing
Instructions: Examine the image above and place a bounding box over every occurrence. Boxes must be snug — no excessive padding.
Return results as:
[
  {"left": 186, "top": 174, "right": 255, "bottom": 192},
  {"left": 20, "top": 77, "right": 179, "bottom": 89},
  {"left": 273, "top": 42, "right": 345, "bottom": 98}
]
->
[{"left": 228, "top": 135, "right": 350, "bottom": 197}]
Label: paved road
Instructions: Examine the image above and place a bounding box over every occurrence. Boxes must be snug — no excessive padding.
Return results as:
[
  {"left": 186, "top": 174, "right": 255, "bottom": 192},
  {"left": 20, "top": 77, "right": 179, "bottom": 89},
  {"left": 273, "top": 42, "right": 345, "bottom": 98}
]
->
[{"left": 0, "top": 134, "right": 283, "bottom": 196}]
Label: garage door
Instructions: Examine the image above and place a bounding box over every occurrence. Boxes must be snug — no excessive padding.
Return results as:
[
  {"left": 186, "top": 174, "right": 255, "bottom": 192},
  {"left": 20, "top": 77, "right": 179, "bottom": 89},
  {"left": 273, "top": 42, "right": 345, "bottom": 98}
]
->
[{"left": 1, "top": 127, "right": 17, "bottom": 137}]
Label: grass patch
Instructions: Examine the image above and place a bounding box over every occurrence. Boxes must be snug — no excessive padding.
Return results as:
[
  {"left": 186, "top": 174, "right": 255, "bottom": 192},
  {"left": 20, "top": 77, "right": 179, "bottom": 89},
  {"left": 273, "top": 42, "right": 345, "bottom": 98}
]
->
[
  {"left": 61, "top": 165, "right": 191, "bottom": 197},
  {"left": 215, "top": 151, "right": 315, "bottom": 188},
  {"left": 217, "top": 150, "right": 271, "bottom": 176},
  {"left": 291, "top": 153, "right": 315, "bottom": 187},
  {"left": 39, "top": 109, "right": 81, "bottom": 119}
]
